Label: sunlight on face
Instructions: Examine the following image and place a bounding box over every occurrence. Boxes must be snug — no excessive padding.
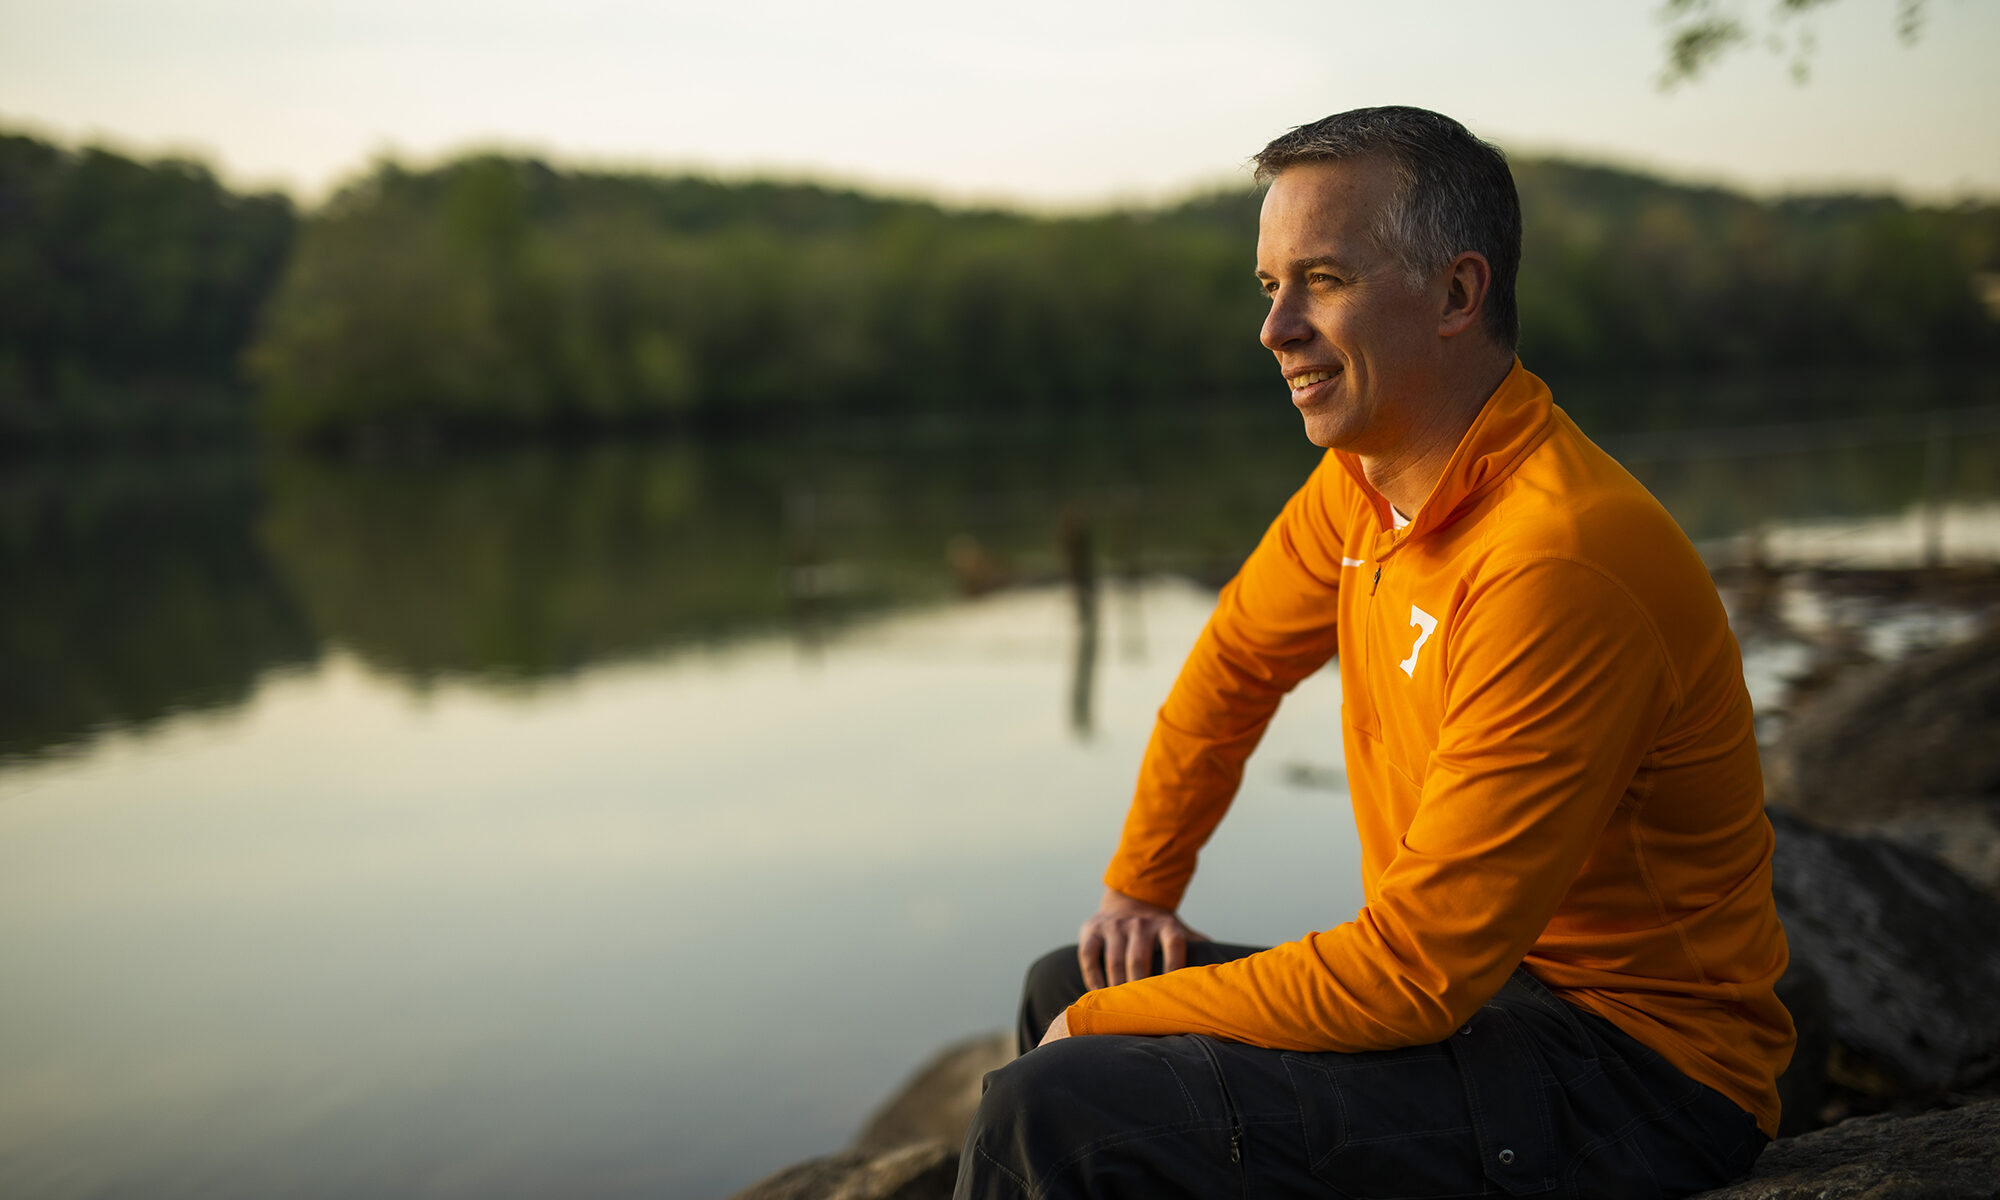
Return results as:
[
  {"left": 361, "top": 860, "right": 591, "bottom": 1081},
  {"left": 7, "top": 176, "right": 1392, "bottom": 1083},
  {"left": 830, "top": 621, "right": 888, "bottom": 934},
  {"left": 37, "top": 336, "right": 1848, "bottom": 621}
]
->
[{"left": 1254, "top": 158, "right": 1447, "bottom": 455}]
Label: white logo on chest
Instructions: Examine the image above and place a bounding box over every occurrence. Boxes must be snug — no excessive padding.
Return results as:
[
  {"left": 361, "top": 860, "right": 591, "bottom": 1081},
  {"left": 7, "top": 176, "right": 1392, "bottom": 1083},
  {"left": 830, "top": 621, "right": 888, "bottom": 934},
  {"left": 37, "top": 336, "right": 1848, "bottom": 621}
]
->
[{"left": 1398, "top": 605, "right": 1438, "bottom": 677}]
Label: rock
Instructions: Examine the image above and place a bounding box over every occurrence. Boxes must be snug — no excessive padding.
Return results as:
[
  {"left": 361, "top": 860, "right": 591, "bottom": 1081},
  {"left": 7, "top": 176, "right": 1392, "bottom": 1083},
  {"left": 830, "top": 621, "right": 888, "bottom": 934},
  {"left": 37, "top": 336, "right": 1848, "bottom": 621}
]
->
[
  {"left": 1839, "top": 799, "right": 2000, "bottom": 897},
  {"left": 727, "top": 1139, "right": 957, "bottom": 1200},
  {"left": 1779, "top": 625, "right": 2000, "bottom": 815},
  {"left": 1774, "top": 624, "right": 2000, "bottom": 892},
  {"left": 1773, "top": 960, "right": 1832, "bottom": 1137},
  {"left": 853, "top": 1030, "right": 1014, "bottom": 1155},
  {"left": 1695, "top": 1098, "right": 2000, "bottom": 1199},
  {"left": 727, "top": 1032, "right": 1011, "bottom": 1200},
  {"left": 1769, "top": 808, "right": 2000, "bottom": 1092}
]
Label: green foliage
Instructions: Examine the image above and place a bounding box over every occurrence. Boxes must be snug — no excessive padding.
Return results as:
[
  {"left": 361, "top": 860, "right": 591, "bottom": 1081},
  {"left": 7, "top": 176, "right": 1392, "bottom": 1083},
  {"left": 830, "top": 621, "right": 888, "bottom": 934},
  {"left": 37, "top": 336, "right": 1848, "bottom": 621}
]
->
[
  {"left": 1514, "top": 159, "right": 1998, "bottom": 373},
  {"left": 1659, "top": 0, "right": 1928, "bottom": 87},
  {"left": 247, "top": 151, "right": 1997, "bottom": 443},
  {"left": 246, "top": 156, "right": 1273, "bottom": 444},
  {"left": 4, "top": 127, "right": 1996, "bottom": 446},
  {"left": 0, "top": 134, "right": 294, "bottom": 441}
]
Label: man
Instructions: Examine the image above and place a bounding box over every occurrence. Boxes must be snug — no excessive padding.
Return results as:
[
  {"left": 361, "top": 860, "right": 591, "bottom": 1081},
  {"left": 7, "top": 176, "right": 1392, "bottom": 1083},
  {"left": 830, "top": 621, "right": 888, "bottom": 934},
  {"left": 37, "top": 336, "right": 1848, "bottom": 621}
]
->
[{"left": 956, "top": 107, "right": 1793, "bottom": 1199}]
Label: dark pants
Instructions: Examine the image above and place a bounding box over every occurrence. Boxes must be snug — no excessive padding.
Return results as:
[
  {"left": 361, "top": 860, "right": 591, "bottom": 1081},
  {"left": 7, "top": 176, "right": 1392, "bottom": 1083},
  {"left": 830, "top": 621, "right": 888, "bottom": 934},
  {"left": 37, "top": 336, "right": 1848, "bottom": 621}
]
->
[{"left": 960, "top": 942, "right": 1766, "bottom": 1200}]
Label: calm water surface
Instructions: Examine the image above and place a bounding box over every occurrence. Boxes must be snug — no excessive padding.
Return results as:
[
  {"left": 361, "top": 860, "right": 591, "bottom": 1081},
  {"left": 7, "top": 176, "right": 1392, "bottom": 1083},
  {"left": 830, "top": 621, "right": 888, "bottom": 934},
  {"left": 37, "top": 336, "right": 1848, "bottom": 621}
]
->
[
  {"left": 6, "top": 388, "right": 2000, "bottom": 1198},
  {"left": 1, "top": 582, "right": 1355, "bottom": 1199}
]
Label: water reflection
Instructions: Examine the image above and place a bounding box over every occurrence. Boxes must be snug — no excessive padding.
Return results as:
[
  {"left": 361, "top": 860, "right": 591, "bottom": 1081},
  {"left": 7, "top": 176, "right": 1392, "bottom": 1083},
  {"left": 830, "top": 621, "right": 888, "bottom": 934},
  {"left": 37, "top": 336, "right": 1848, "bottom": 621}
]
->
[
  {"left": 11, "top": 402, "right": 2000, "bottom": 767},
  {"left": 1605, "top": 401, "right": 2000, "bottom": 548},
  {"left": 9, "top": 402, "right": 2000, "bottom": 759},
  {"left": 0, "top": 453, "right": 315, "bottom": 762},
  {"left": 3, "top": 419, "right": 1324, "bottom": 763},
  {"left": 258, "top": 444, "right": 786, "bottom": 681}
]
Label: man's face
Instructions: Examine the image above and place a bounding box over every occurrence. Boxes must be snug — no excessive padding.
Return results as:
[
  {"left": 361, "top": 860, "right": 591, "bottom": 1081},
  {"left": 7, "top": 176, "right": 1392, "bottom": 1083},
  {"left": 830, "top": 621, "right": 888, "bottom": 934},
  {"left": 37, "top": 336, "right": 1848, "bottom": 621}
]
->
[{"left": 1255, "top": 157, "right": 1445, "bottom": 454}]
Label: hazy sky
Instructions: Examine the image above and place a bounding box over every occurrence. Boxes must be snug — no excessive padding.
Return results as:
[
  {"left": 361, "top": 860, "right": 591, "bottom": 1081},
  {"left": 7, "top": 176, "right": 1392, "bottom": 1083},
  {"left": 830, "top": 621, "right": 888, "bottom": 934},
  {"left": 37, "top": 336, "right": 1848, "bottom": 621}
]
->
[{"left": 3, "top": 0, "right": 1994, "bottom": 207}]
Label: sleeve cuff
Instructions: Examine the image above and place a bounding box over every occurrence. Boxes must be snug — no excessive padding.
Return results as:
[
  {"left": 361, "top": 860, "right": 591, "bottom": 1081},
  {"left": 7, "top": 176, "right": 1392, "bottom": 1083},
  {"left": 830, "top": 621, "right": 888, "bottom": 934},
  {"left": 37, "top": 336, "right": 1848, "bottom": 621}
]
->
[{"left": 1101, "top": 863, "right": 1187, "bottom": 912}]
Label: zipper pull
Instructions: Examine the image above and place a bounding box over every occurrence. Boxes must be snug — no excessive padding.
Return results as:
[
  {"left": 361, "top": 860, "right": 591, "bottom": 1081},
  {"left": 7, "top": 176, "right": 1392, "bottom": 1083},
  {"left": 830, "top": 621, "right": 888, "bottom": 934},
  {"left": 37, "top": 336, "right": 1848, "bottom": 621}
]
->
[
  {"left": 1229, "top": 1128, "right": 1242, "bottom": 1163},
  {"left": 1370, "top": 566, "right": 1381, "bottom": 595}
]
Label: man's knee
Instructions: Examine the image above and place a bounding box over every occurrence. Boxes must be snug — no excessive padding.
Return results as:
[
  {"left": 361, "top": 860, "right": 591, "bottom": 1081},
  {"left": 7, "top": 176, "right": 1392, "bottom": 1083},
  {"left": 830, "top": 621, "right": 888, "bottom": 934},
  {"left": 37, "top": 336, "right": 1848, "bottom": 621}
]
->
[
  {"left": 961, "top": 1037, "right": 1246, "bottom": 1199},
  {"left": 969, "top": 1045, "right": 1044, "bottom": 1141},
  {"left": 977, "top": 1039, "right": 1159, "bottom": 1162},
  {"left": 961, "top": 1040, "right": 1092, "bottom": 1196}
]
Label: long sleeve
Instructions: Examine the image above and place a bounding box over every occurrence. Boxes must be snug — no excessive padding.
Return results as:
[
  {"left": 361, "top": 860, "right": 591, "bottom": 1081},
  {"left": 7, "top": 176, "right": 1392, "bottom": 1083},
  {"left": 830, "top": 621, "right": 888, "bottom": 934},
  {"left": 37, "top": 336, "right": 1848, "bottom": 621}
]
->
[
  {"left": 1072, "top": 557, "right": 1680, "bottom": 1050},
  {"left": 1102, "top": 453, "right": 1349, "bottom": 911}
]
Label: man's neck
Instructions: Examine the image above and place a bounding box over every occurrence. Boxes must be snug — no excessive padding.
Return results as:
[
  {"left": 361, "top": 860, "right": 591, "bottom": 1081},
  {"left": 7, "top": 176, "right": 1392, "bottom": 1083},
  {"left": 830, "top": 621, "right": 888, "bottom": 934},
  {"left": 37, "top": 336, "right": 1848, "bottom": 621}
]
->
[{"left": 1359, "top": 354, "right": 1514, "bottom": 519}]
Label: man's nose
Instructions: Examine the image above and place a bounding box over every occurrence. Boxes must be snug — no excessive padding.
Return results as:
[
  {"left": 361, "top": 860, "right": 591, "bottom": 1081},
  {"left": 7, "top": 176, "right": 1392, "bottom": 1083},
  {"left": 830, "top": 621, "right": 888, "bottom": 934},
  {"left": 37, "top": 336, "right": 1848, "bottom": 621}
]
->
[{"left": 1260, "top": 291, "right": 1309, "bottom": 352}]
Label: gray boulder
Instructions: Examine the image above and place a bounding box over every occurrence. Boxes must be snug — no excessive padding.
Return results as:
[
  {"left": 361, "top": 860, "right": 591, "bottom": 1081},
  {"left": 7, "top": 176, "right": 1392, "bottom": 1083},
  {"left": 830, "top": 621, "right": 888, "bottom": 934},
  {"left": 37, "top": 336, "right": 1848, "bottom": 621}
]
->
[
  {"left": 1774, "top": 624, "right": 2000, "bottom": 892},
  {"left": 1696, "top": 1098, "right": 2000, "bottom": 1199},
  {"left": 1777, "top": 624, "right": 2000, "bottom": 817},
  {"left": 1769, "top": 808, "right": 2000, "bottom": 1092}
]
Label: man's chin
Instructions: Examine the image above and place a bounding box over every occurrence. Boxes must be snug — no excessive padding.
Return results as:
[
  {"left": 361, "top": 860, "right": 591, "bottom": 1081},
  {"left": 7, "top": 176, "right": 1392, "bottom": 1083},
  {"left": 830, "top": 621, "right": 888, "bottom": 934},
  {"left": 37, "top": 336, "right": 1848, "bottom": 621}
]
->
[{"left": 1299, "top": 412, "right": 1348, "bottom": 450}]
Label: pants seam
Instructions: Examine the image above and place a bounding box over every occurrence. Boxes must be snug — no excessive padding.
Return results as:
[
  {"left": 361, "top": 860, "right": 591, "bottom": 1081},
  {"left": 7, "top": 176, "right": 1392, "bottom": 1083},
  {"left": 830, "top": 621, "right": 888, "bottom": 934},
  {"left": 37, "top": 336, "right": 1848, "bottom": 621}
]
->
[
  {"left": 1560, "top": 1078, "right": 1708, "bottom": 1192},
  {"left": 1034, "top": 1119, "right": 1234, "bottom": 1199},
  {"left": 1160, "top": 1056, "right": 1202, "bottom": 1121},
  {"left": 973, "top": 1142, "right": 1033, "bottom": 1197},
  {"left": 1341, "top": 1124, "right": 1477, "bottom": 1146}
]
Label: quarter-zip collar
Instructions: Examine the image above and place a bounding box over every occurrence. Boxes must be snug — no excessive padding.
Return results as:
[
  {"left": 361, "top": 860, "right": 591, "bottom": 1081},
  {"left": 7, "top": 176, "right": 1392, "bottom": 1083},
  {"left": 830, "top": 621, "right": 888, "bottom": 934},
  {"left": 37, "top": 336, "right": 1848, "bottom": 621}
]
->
[{"left": 1336, "top": 358, "right": 1554, "bottom": 563}]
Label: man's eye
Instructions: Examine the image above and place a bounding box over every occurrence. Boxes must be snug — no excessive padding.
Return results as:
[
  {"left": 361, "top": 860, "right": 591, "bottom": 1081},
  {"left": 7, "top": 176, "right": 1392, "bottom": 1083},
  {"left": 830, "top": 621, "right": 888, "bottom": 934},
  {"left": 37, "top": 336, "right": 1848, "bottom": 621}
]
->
[{"left": 1309, "top": 272, "right": 1338, "bottom": 286}]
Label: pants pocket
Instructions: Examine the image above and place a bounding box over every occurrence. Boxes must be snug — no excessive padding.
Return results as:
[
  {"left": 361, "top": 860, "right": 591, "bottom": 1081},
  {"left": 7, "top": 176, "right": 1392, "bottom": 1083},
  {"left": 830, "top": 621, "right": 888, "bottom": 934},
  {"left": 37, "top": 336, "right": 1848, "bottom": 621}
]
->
[
  {"left": 1447, "top": 1003, "right": 1559, "bottom": 1196},
  {"left": 1282, "top": 1044, "right": 1489, "bottom": 1200}
]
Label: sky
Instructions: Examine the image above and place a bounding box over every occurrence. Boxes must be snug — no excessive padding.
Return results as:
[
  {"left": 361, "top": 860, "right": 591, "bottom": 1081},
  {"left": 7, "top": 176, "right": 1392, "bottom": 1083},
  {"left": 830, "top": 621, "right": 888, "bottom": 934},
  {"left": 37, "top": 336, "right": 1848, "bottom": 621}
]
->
[{"left": 2, "top": 0, "right": 1995, "bottom": 208}]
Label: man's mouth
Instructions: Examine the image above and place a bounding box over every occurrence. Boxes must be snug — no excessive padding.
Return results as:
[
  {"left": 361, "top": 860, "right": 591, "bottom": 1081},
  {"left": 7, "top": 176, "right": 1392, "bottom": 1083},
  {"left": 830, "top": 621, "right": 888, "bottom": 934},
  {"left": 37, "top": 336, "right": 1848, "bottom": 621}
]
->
[{"left": 1287, "top": 368, "right": 1341, "bottom": 399}]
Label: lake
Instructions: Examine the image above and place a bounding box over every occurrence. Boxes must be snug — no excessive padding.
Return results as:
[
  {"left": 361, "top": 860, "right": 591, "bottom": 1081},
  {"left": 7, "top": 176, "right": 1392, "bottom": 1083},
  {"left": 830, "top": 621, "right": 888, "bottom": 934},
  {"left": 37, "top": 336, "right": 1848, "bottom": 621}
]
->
[{"left": 4, "top": 377, "right": 2000, "bottom": 1198}]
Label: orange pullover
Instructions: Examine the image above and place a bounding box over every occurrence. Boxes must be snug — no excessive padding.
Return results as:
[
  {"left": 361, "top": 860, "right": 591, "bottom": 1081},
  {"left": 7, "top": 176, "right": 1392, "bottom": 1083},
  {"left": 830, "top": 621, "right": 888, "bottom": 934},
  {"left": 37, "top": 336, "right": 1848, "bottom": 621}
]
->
[{"left": 1068, "top": 361, "right": 1795, "bottom": 1137}]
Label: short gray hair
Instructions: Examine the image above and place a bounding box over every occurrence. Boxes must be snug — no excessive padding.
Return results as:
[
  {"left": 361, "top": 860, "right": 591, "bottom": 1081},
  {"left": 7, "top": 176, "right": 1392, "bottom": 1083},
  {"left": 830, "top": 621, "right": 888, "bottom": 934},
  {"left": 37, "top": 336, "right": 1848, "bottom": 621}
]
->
[{"left": 1254, "top": 107, "right": 1521, "bottom": 350}]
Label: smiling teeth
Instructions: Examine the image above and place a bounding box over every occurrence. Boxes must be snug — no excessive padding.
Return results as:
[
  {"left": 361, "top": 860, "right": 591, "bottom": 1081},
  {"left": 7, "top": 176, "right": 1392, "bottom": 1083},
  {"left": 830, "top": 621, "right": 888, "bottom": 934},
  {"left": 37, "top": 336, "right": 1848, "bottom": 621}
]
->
[{"left": 1290, "top": 370, "right": 1336, "bottom": 388}]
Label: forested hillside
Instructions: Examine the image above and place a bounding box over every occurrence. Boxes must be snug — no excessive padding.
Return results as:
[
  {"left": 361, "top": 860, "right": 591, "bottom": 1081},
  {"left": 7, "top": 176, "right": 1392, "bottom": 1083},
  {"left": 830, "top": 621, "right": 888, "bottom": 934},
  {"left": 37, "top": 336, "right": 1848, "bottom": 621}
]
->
[
  {"left": 0, "top": 135, "right": 295, "bottom": 442},
  {"left": 1511, "top": 158, "right": 2000, "bottom": 370},
  {"left": 244, "top": 157, "right": 1266, "bottom": 443},
  {"left": 3, "top": 131, "right": 1995, "bottom": 446}
]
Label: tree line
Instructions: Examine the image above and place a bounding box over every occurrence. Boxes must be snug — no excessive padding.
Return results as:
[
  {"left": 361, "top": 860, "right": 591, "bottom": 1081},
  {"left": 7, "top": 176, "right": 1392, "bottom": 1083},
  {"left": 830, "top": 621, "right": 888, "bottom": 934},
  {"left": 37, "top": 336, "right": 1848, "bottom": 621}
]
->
[
  {"left": 3, "top": 130, "right": 1996, "bottom": 446},
  {"left": 0, "top": 134, "right": 295, "bottom": 442}
]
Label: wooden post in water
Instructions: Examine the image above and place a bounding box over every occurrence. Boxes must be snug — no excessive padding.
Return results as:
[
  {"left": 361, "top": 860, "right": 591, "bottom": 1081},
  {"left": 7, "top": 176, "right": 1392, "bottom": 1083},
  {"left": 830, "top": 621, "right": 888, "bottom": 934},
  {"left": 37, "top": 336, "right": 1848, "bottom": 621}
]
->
[
  {"left": 1062, "top": 509, "right": 1100, "bottom": 739},
  {"left": 785, "top": 484, "right": 824, "bottom": 653},
  {"left": 1108, "top": 485, "right": 1147, "bottom": 665},
  {"left": 1922, "top": 413, "right": 1953, "bottom": 572}
]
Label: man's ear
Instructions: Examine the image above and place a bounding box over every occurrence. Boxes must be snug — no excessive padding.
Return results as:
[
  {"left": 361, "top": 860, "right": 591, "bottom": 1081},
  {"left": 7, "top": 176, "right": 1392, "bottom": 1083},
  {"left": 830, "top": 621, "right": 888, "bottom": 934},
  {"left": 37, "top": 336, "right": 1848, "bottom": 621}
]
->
[{"left": 1438, "top": 251, "right": 1491, "bottom": 339}]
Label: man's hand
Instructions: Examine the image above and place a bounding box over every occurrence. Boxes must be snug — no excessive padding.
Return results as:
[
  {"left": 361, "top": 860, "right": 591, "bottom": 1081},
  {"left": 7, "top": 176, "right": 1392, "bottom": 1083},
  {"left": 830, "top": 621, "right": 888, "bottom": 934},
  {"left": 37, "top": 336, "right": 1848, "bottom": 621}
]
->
[{"left": 1077, "top": 886, "right": 1208, "bottom": 991}]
